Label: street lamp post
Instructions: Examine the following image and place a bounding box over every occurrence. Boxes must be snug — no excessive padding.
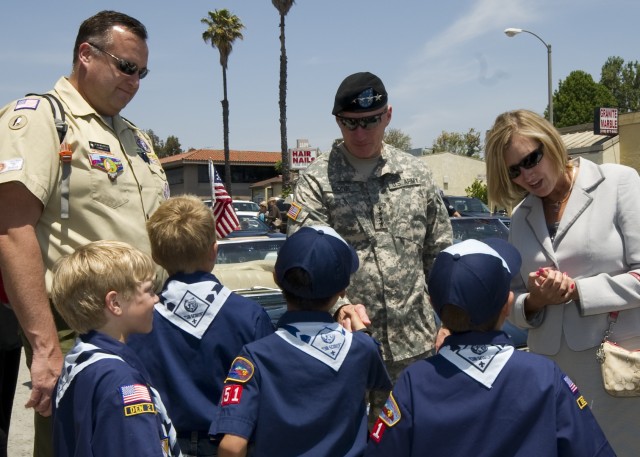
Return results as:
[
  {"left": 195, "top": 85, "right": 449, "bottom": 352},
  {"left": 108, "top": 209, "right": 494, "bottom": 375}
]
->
[{"left": 504, "top": 28, "right": 553, "bottom": 125}]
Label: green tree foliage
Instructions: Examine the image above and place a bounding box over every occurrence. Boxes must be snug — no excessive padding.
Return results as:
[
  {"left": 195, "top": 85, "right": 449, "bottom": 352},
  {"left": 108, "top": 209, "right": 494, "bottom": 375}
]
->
[
  {"left": 465, "top": 179, "right": 488, "bottom": 204},
  {"left": 164, "top": 136, "right": 182, "bottom": 157},
  {"left": 202, "top": 9, "right": 245, "bottom": 196},
  {"left": 552, "top": 70, "right": 617, "bottom": 128},
  {"left": 145, "top": 130, "right": 182, "bottom": 158},
  {"left": 384, "top": 128, "right": 412, "bottom": 151},
  {"left": 600, "top": 56, "right": 640, "bottom": 113},
  {"left": 271, "top": 0, "right": 296, "bottom": 195},
  {"left": 432, "top": 128, "right": 481, "bottom": 157},
  {"left": 145, "top": 129, "right": 163, "bottom": 154}
]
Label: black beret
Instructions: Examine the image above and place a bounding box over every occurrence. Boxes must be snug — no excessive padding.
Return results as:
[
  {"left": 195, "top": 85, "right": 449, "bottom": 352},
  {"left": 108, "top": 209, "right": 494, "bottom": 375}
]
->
[{"left": 332, "top": 72, "right": 388, "bottom": 115}]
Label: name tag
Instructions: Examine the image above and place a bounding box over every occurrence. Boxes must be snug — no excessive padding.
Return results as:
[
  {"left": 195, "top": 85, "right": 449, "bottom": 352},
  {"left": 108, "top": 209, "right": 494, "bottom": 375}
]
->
[{"left": 388, "top": 178, "right": 419, "bottom": 190}]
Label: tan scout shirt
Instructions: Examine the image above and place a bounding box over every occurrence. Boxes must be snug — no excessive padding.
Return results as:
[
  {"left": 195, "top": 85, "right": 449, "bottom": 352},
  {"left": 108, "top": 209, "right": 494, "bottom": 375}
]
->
[
  {"left": 288, "top": 143, "right": 452, "bottom": 362},
  {"left": 0, "top": 77, "right": 168, "bottom": 290}
]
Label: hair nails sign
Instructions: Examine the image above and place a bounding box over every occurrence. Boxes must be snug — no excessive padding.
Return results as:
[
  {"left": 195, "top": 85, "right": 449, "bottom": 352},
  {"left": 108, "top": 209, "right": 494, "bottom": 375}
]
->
[{"left": 290, "top": 148, "right": 319, "bottom": 170}]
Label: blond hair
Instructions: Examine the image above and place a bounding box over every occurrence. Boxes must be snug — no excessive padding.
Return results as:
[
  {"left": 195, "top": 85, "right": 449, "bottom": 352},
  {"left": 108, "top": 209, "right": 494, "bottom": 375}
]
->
[
  {"left": 50, "top": 240, "right": 155, "bottom": 334},
  {"left": 485, "top": 109, "right": 570, "bottom": 209},
  {"left": 146, "top": 195, "right": 217, "bottom": 274}
]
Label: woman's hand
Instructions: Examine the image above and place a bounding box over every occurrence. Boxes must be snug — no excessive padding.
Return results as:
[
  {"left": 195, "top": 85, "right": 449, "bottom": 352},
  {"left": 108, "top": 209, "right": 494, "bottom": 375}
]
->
[{"left": 525, "top": 267, "right": 576, "bottom": 314}]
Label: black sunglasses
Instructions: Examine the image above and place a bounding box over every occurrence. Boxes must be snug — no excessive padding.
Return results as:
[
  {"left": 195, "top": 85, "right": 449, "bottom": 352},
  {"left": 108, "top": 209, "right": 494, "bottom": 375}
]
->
[
  {"left": 507, "top": 145, "right": 544, "bottom": 179},
  {"left": 88, "top": 42, "right": 149, "bottom": 79},
  {"left": 336, "top": 109, "right": 387, "bottom": 131}
]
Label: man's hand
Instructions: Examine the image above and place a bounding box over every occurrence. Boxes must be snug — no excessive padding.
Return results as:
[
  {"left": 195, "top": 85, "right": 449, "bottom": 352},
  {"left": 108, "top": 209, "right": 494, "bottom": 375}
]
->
[
  {"left": 435, "top": 326, "right": 451, "bottom": 352},
  {"left": 335, "top": 304, "right": 371, "bottom": 332},
  {"left": 26, "top": 348, "right": 63, "bottom": 417}
]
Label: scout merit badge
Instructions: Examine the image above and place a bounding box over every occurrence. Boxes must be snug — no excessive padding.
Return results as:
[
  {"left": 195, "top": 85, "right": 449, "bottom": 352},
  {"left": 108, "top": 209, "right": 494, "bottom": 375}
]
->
[{"left": 89, "top": 141, "right": 123, "bottom": 182}]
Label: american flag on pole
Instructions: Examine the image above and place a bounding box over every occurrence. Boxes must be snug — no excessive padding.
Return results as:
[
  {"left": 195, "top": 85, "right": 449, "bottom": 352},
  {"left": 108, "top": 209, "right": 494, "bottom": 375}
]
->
[{"left": 209, "top": 160, "right": 239, "bottom": 239}]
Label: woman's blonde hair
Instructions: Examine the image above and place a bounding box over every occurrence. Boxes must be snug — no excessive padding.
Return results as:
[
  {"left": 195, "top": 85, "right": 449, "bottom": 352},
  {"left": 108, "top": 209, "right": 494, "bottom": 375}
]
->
[
  {"left": 485, "top": 109, "right": 569, "bottom": 209},
  {"left": 50, "top": 240, "right": 155, "bottom": 334},
  {"left": 146, "top": 195, "right": 217, "bottom": 274}
]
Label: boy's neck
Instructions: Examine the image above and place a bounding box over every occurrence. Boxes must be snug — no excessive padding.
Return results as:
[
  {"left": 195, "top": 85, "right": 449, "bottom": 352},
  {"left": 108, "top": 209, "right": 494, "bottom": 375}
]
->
[{"left": 96, "top": 322, "right": 128, "bottom": 343}]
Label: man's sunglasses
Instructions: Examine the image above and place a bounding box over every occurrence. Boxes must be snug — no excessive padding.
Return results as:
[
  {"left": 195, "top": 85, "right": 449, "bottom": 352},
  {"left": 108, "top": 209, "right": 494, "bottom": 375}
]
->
[
  {"left": 507, "top": 145, "right": 544, "bottom": 179},
  {"left": 336, "top": 109, "right": 388, "bottom": 131},
  {"left": 88, "top": 42, "right": 149, "bottom": 79}
]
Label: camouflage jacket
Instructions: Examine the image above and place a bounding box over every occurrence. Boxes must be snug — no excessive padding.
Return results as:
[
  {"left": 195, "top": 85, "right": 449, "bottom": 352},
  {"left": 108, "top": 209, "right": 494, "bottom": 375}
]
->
[{"left": 288, "top": 143, "right": 452, "bottom": 362}]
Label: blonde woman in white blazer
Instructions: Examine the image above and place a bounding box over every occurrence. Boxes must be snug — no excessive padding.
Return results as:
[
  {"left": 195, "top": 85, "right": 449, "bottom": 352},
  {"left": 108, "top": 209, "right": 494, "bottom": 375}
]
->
[{"left": 486, "top": 109, "right": 640, "bottom": 457}]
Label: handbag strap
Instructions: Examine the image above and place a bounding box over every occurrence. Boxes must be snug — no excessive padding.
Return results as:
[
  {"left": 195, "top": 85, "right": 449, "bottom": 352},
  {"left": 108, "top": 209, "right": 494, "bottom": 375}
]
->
[{"left": 596, "top": 312, "right": 619, "bottom": 364}]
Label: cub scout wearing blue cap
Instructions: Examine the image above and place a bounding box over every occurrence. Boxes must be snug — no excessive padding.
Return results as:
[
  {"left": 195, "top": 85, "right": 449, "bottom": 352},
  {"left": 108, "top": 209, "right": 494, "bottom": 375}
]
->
[
  {"left": 428, "top": 238, "right": 522, "bottom": 325},
  {"left": 275, "top": 226, "right": 359, "bottom": 299}
]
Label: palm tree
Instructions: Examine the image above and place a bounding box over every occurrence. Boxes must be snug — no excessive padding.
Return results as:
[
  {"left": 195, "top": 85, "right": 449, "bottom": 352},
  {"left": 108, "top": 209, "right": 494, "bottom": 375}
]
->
[
  {"left": 201, "top": 9, "right": 245, "bottom": 196},
  {"left": 271, "top": 0, "right": 295, "bottom": 194}
]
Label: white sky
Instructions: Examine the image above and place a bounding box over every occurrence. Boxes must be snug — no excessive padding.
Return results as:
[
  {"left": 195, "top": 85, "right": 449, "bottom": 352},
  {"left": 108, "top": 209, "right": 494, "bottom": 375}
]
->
[{"left": 1, "top": 0, "right": 638, "bottom": 153}]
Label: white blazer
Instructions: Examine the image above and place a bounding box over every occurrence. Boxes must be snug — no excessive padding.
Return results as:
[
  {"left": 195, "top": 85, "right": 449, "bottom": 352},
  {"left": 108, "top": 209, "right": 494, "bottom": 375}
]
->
[{"left": 509, "top": 157, "right": 640, "bottom": 355}]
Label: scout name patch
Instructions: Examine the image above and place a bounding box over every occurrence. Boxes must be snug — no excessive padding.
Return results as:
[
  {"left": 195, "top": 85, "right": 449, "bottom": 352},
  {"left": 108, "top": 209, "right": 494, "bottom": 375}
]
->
[
  {"left": 0, "top": 159, "right": 24, "bottom": 174},
  {"left": 225, "top": 357, "right": 254, "bottom": 383},
  {"left": 89, "top": 153, "right": 123, "bottom": 180},
  {"left": 124, "top": 402, "right": 156, "bottom": 417}
]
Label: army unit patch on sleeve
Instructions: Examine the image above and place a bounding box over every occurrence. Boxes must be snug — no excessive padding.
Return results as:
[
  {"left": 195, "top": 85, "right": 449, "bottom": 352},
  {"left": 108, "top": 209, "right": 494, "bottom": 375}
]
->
[
  {"left": 287, "top": 201, "right": 303, "bottom": 221},
  {"left": 225, "top": 357, "right": 254, "bottom": 383}
]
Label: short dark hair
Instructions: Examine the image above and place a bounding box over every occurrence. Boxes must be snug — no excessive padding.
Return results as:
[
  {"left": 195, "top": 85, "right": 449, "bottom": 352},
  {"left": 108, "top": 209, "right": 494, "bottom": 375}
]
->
[
  {"left": 73, "top": 10, "right": 148, "bottom": 65},
  {"left": 279, "top": 267, "right": 335, "bottom": 311},
  {"left": 439, "top": 304, "right": 501, "bottom": 333}
]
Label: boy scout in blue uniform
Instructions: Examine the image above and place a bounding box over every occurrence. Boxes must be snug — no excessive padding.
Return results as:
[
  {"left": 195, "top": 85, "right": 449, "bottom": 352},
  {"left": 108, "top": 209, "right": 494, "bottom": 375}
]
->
[
  {"left": 211, "top": 226, "right": 392, "bottom": 457},
  {"left": 128, "top": 195, "right": 274, "bottom": 456},
  {"left": 365, "top": 239, "right": 615, "bottom": 457},
  {"left": 50, "top": 241, "right": 181, "bottom": 457}
]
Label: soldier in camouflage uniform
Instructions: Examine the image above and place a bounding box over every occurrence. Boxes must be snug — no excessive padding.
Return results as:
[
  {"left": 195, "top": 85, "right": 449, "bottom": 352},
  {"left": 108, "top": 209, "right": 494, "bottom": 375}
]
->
[{"left": 287, "top": 72, "right": 452, "bottom": 423}]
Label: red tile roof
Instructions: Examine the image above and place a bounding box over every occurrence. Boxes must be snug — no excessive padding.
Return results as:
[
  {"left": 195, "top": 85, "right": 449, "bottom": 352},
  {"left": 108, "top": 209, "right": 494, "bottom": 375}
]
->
[{"left": 160, "top": 149, "right": 281, "bottom": 166}]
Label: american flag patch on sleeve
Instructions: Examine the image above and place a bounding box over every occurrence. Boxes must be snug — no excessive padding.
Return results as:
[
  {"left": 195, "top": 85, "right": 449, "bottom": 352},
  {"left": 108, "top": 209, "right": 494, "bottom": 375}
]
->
[
  {"left": 14, "top": 98, "right": 40, "bottom": 110},
  {"left": 120, "top": 384, "right": 152, "bottom": 404}
]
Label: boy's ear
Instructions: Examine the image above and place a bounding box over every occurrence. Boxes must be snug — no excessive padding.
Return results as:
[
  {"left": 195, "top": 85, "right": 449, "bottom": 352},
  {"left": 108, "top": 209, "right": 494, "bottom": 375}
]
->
[
  {"left": 210, "top": 241, "right": 218, "bottom": 264},
  {"left": 500, "top": 291, "right": 514, "bottom": 318},
  {"left": 105, "top": 290, "right": 122, "bottom": 316}
]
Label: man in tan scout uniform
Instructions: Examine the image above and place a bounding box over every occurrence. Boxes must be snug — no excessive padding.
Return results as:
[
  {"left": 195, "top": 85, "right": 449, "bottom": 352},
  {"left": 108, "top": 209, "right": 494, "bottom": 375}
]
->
[
  {"left": 287, "top": 72, "right": 452, "bottom": 423},
  {"left": 0, "top": 11, "right": 167, "bottom": 456}
]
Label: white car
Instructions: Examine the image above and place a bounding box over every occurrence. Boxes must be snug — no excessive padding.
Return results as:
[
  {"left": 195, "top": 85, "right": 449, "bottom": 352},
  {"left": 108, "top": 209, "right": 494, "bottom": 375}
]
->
[{"left": 232, "top": 200, "right": 260, "bottom": 217}]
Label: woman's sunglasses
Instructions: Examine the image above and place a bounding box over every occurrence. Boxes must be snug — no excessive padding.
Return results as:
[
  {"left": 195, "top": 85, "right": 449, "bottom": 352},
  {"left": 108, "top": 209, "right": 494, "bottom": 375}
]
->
[
  {"left": 88, "top": 42, "right": 149, "bottom": 79},
  {"left": 336, "top": 109, "right": 388, "bottom": 131},
  {"left": 507, "top": 145, "right": 544, "bottom": 179}
]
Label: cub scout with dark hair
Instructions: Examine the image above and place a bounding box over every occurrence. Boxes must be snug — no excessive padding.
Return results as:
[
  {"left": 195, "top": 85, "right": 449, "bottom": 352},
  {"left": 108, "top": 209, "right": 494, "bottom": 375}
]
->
[
  {"left": 50, "top": 240, "right": 181, "bottom": 457},
  {"left": 365, "top": 239, "right": 615, "bottom": 457},
  {"left": 211, "top": 226, "right": 392, "bottom": 457}
]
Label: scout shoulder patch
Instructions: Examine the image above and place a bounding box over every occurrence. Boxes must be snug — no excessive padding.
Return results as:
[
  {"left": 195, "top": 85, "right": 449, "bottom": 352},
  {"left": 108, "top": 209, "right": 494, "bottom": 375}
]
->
[
  {"left": 225, "top": 356, "right": 254, "bottom": 383},
  {"left": 379, "top": 392, "right": 401, "bottom": 426},
  {"left": 221, "top": 384, "right": 244, "bottom": 406},
  {"left": 120, "top": 384, "right": 155, "bottom": 416},
  {"left": 120, "top": 384, "right": 152, "bottom": 404},
  {"left": 563, "top": 374, "right": 588, "bottom": 409},
  {"left": 14, "top": 98, "right": 40, "bottom": 111}
]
